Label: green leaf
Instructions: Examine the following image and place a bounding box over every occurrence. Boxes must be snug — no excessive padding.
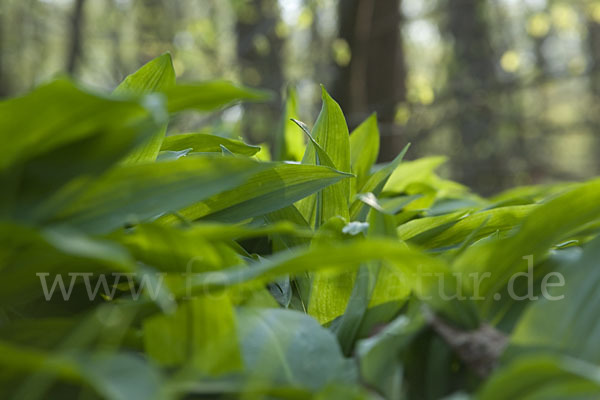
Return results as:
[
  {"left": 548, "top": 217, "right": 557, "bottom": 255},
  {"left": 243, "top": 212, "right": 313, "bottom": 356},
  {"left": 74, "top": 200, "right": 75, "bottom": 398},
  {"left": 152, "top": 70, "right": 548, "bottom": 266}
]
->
[
  {"left": 158, "top": 162, "right": 352, "bottom": 224},
  {"left": 454, "top": 178, "right": 600, "bottom": 317},
  {"left": 306, "top": 217, "right": 357, "bottom": 325},
  {"left": 0, "top": 79, "right": 156, "bottom": 172},
  {"left": 511, "top": 236, "right": 600, "bottom": 363},
  {"left": 298, "top": 86, "right": 351, "bottom": 227},
  {"left": 0, "top": 223, "right": 137, "bottom": 306},
  {"left": 185, "top": 239, "right": 479, "bottom": 328},
  {"left": 0, "top": 79, "right": 163, "bottom": 221},
  {"left": 161, "top": 132, "right": 260, "bottom": 156},
  {"left": 0, "top": 342, "right": 164, "bottom": 400},
  {"left": 113, "top": 53, "right": 176, "bottom": 96},
  {"left": 382, "top": 156, "right": 447, "bottom": 193},
  {"left": 110, "top": 221, "right": 311, "bottom": 273},
  {"left": 113, "top": 53, "right": 176, "bottom": 164},
  {"left": 333, "top": 200, "right": 409, "bottom": 352},
  {"left": 143, "top": 296, "right": 242, "bottom": 374},
  {"left": 400, "top": 205, "right": 535, "bottom": 250},
  {"left": 478, "top": 355, "right": 600, "bottom": 400},
  {"left": 51, "top": 156, "right": 267, "bottom": 234},
  {"left": 292, "top": 118, "right": 337, "bottom": 169},
  {"left": 350, "top": 144, "right": 410, "bottom": 221},
  {"left": 357, "top": 314, "right": 424, "bottom": 399},
  {"left": 397, "top": 210, "right": 467, "bottom": 242},
  {"left": 292, "top": 117, "right": 346, "bottom": 229},
  {"left": 236, "top": 308, "right": 356, "bottom": 391},
  {"left": 349, "top": 114, "right": 379, "bottom": 193},
  {"left": 164, "top": 81, "right": 270, "bottom": 114},
  {"left": 265, "top": 205, "right": 312, "bottom": 249}
]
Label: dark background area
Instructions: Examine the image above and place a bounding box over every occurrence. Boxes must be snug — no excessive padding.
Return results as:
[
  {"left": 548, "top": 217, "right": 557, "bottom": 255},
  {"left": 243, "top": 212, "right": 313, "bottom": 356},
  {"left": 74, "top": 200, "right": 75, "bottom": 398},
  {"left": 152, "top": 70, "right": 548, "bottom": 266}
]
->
[{"left": 1, "top": 0, "right": 599, "bottom": 194}]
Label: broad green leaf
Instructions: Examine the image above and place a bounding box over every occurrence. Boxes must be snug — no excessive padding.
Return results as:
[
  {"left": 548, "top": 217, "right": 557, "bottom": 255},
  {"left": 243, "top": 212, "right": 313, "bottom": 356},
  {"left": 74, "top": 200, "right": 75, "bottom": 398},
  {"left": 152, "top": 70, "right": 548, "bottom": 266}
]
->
[
  {"left": 113, "top": 53, "right": 176, "bottom": 164},
  {"left": 143, "top": 296, "right": 242, "bottom": 374},
  {"left": 334, "top": 200, "right": 410, "bottom": 353},
  {"left": 110, "top": 221, "right": 311, "bottom": 273},
  {"left": 158, "top": 163, "right": 352, "bottom": 224},
  {"left": 396, "top": 210, "right": 467, "bottom": 242},
  {"left": 366, "top": 208, "right": 412, "bottom": 310},
  {"left": 236, "top": 308, "right": 356, "bottom": 391},
  {"left": 265, "top": 205, "right": 312, "bottom": 249},
  {"left": 350, "top": 144, "right": 410, "bottom": 221},
  {"left": 0, "top": 342, "right": 163, "bottom": 400},
  {"left": 357, "top": 314, "right": 424, "bottom": 400},
  {"left": 113, "top": 53, "right": 176, "bottom": 96},
  {"left": 0, "top": 80, "right": 163, "bottom": 221},
  {"left": 511, "top": 236, "right": 600, "bottom": 363},
  {"left": 357, "top": 192, "right": 421, "bottom": 217},
  {"left": 454, "top": 178, "right": 600, "bottom": 316},
  {"left": 0, "top": 223, "right": 137, "bottom": 305},
  {"left": 164, "top": 81, "right": 270, "bottom": 113},
  {"left": 489, "top": 183, "right": 575, "bottom": 206},
  {"left": 478, "top": 355, "right": 600, "bottom": 400},
  {"left": 306, "top": 217, "right": 356, "bottom": 325},
  {"left": 51, "top": 156, "right": 267, "bottom": 234},
  {"left": 185, "top": 239, "right": 479, "bottom": 328},
  {"left": 401, "top": 205, "right": 535, "bottom": 250},
  {"left": 487, "top": 247, "right": 581, "bottom": 333},
  {"left": 110, "top": 223, "right": 240, "bottom": 273},
  {"left": 298, "top": 87, "right": 351, "bottom": 227},
  {"left": 161, "top": 132, "right": 260, "bottom": 156},
  {"left": 0, "top": 79, "right": 156, "bottom": 172},
  {"left": 293, "top": 118, "right": 345, "bottom": 229},
  {"left": 383, "top": 156, "right": 447, "bottom": 193},
  {"left": 349, "top": 113, "right": 379, "bottom": 193},
  {"left": 292, "top": 118, "right": 337, "bottom": 169},
  {"left": 332, "top": 259, "right": 379, "bottom": 352},
  {"left": 293, "top": 89, "right": 354, "bottom": 326}
]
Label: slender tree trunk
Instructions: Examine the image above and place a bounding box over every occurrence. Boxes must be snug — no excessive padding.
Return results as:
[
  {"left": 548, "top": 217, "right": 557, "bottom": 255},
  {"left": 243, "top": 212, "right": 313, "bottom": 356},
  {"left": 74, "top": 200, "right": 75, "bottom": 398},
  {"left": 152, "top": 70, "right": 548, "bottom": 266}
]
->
[
  {"left": 235, "top": 0, "right": 284, "bottom": 146},
  {"left": 66, "top": 0, "right": 86, "bottom": 75},
  {"left": 445, "top": 0, "right": 504, "bottom": 194},
  {"left": 332, "top": 0, "right": 406, "bottom": 161},
  {"left": 588, "top": 20, "right": 600, "bottom": 96},
  {"left": 0, "top": 5, "right": 7, "bottom": 97},
  {"left": 587, "top": 19, "right": 600, "bottom": 173},
  {"left": 367, "top": 0, "right": 406, "bottom": 161},
  {"left": 308, "top": 0, "right": 327, "bottom": 86},
  {"left": 107, "top": 0, "right": 124, "bottom": 83},
  {"left": 527, "top": 29, "right": 551, "bottom": 181}
]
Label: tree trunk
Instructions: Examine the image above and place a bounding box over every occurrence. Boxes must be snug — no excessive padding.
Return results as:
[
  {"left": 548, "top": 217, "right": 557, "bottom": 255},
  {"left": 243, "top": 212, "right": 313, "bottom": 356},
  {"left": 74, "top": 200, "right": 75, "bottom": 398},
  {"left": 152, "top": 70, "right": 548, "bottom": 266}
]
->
[
  {"left": 332, "top": 0, "right": 406, "bottom": 162},
  {"left": 66, "top": 0, "right": 86, "bottom": 75},
  {"left": 235, "top": 0, "right": 284, "bottom": 146},
  {"left": 108, "top": 0, "right": 124, "bottom": 84},
  {"left": 444, "top": 0, "right": 504, "bottom": 194},
  {"left": 587, "top": 19, "right": 600, "bottom": 173},
  {"left": 0, "top": 5, "right": 7, "bottom": 97}
]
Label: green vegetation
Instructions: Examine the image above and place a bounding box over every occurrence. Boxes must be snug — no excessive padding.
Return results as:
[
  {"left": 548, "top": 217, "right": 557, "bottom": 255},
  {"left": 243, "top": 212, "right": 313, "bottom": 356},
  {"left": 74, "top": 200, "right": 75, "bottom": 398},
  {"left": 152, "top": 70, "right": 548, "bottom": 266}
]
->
[{"left": 1, "top": 54, "right": 600, "bottom": 400}]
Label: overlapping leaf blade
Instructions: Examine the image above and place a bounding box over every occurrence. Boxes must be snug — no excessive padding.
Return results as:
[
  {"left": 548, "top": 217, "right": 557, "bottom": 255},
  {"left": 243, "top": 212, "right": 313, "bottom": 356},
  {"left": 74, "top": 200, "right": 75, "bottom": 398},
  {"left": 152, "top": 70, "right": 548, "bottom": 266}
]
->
[
  {"left": 158, "top": 162, "right": 352, "bottom": 224},
  {"left": 161, "top": 132, "right": 260, "bottom": 156},
  {"left": 114, "top": 53, "right": 176, "bottom": 163},
  {"left": 164, "top": 81, "right": 270, "bottom": 113},
  {"left": 298, "top": 87, "right": 351, "bottom": 227},
  {"left": 51, "top": 156, "right": 267, "bottom": 234}
]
